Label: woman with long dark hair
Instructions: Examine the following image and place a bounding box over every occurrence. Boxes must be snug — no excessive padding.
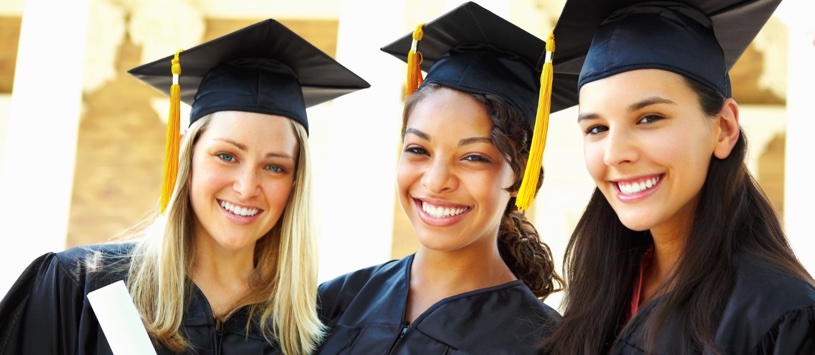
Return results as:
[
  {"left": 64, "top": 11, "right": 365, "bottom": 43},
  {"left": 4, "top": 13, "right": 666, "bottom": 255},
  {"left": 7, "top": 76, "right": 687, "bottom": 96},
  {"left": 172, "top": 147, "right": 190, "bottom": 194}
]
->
[{"left": 545, "top": 0, "right": 815, "bottom": 353}]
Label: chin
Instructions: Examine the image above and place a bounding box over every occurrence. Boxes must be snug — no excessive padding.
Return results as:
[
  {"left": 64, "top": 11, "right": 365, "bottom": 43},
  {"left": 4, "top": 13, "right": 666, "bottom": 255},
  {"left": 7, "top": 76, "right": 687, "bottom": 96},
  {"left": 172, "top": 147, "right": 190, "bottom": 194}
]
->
[{"left": 616, "top": 214, "right": 654, "bottom": 232}]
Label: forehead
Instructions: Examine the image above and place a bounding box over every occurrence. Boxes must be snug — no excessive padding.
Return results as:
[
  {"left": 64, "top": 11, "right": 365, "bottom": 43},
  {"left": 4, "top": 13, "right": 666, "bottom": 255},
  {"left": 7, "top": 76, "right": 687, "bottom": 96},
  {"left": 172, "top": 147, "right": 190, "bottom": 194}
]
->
[
  {"left": 407, "top": 87, "right": 493, "bottom": 135},
  {"left": 579, "top": 69, "right": 693, "bottom": 107},
  {"left": 200, "top": 111, "right": 299, "bottom": 151}
]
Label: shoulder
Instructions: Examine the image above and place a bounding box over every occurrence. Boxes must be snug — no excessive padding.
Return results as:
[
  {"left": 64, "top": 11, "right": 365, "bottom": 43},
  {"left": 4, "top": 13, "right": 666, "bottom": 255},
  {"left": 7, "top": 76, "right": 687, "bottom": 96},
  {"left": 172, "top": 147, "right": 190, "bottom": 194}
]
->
[
  {"left": 318, "top": 256, "right": 408, "bottom": 296},
  {"left": 317, "top": 256, "right": 409, "bottom": 325},
  {"left": 18, "top": 242, "right": 136, "bottom": 294},
  {"left": 417, "top": 281, "right": 561, "bottom": 351},
  {"left": 717, "top": 256, "right": 815, "bottom": 352},
  {"left": 728, "top": 256, "right": 815, "bottom": 310},
  {"left": 444, "top": 281, "right": 561, "bottom": 325}
]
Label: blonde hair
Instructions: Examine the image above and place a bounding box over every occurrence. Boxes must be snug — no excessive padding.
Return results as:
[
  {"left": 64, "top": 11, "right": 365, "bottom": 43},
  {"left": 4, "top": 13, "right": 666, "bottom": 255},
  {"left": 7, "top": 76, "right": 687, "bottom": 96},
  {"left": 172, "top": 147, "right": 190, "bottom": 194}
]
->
[{"left": 125, "top": 114, "right": 324, "bottom": 354}]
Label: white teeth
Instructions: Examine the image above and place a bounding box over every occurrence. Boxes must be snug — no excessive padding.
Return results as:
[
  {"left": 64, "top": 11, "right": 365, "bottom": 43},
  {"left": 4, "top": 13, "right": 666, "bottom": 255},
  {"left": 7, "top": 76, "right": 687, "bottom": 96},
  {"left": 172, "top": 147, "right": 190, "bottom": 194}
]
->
[
  {"left": 618, "top": 176, "right": 660, "bottom": 195},
  {"left": 220, "top": 201, "right": 259, "bottom": 216},
  {"left": 421, "top": 201, "right": 468, "bottom": 218}
]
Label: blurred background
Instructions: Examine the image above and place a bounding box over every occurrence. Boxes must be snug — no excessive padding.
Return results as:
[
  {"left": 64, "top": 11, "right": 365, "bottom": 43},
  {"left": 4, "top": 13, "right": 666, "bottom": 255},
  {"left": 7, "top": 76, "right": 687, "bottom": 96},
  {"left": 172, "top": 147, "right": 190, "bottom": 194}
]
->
[{"left": 1, "top": 0, "right": 812, "bottom": 311}]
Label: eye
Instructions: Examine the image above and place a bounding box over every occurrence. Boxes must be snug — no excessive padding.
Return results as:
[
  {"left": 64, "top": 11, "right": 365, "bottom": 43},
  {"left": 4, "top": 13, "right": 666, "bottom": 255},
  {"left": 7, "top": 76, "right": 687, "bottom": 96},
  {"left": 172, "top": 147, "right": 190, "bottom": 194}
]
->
[
  {"left": 265, "top": 165, "right": 286, "bottom": 173},
  {"left": 638, "top": 114, "right": 665, "bottom": 124},
  {"left": 584, "top": 125, "right": 608, "bottom": 135},
  {"left": 463, "top": 154, "right": 491, "bottom": 163},
  {"left": 403, "top": 146, "right": 428, "bottom": 156},
  {"left": 217, "top": 153, "right": 236, "bottom": 162}
]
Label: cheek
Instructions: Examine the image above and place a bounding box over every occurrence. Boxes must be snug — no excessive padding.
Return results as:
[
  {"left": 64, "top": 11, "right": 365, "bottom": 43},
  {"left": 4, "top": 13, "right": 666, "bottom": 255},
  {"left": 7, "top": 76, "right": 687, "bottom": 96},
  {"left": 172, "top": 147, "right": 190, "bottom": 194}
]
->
[
  {"left": 471, "top": 168, "right": 513, "bottom": 204},
  {"left": 583, "top": 141, "right": 605, "bottom": 178},
  {"left": 651, "top": 131, "right": 710, "bottom": 167},
  {"left": 396, "top": 160, "right": 418, "bottom": 192},
  {"left": 191, "top": 160, "right": 229, "bottom": 193},
  {"left": 264, "top": 179, "right": 295, "bottom": 208}
]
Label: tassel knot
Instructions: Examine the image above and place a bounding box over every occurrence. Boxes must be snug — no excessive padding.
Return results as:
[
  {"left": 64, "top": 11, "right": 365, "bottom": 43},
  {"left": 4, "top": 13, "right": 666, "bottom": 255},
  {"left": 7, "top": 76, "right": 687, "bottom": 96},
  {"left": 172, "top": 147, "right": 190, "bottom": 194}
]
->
[{"left": 406, "top": 23, "right": 425, "bottom": 98}]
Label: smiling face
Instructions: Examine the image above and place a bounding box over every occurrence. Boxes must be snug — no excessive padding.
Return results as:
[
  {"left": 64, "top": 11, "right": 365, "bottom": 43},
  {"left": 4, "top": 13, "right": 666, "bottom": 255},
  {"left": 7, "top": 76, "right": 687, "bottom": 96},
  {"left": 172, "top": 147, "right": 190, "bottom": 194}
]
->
[
  {"left": 578, "top": 69, "right": 720, "bottom": 237},
  {"left": 398, "top": 87, "right": 516, "bottom": 254},
  {"left": 189, "top": 111, "right": 298, "bottom": 255}
]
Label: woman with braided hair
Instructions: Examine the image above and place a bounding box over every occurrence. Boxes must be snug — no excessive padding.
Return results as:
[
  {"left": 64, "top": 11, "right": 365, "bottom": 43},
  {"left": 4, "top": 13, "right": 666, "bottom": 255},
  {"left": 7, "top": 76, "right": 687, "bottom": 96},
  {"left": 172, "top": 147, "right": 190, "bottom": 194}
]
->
[{"left": 315, "top": 2, "right": 574, "bottom": 354}]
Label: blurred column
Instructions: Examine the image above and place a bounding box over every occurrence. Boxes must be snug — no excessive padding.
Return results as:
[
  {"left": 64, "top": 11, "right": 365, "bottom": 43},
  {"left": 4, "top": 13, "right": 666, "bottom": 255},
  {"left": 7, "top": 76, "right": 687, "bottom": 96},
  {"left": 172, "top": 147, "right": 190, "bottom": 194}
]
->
[
  {"left": 777, "top": 0, "right": 815, "bottom": 273},
  {"left": 313, "top": 0, "right": 405, "bottom": 282},
  {"left": 0, "top": 0, "right": 90, "bottom": 296}
]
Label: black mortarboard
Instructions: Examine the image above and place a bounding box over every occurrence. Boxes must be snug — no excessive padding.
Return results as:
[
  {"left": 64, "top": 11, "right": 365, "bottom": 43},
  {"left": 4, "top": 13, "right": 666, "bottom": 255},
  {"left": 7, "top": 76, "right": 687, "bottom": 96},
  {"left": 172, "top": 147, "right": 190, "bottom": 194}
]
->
[
  {"left": 380, "top": 1, "right": 578, "bottom": 210},
  {"left": 552, "top": 0, "right": 782, "bottom": 99},
  {"left": 128, "top": 18, "right": 371, "bottom": 133},
  {"left": 381, "top": 1, "right": 578, "bottom": 118},
  {"left": 128, "top": 19, "right": 370, "bottom": 213}
]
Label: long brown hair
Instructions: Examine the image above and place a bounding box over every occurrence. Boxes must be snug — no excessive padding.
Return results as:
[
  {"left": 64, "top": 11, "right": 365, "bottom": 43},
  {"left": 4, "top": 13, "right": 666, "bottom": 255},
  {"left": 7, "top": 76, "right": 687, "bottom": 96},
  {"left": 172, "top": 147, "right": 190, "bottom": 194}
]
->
[
  {"left": 403, "top": 83, "right": 564, "bottom": 298},
  {"left": 545, "top": 76, "right": 813, "bottom": 354}
]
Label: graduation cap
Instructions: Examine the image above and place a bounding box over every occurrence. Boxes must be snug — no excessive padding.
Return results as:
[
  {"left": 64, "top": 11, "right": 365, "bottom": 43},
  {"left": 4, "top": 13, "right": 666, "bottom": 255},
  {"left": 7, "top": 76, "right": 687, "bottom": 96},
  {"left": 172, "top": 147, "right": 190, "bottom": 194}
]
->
[
  {"left": 128, "top": 18, "right": 371, "bottom": 213},
  {"left": 129, "top": 18, "right": 371, "bottom": 132},
  {"left": 381, "top": 1, "right": 578, "bottom": 116},
  {"left": 381, "top": 1, "right": 579, "bottom": 210},
  {"left": 551, "top": 0, "right": 783, "bottom": 98}
]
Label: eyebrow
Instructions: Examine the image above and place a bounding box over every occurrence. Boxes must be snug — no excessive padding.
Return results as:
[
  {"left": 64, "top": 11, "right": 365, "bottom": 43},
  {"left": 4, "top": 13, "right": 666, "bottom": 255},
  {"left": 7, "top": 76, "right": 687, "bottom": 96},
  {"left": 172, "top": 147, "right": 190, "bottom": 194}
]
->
[
  {"left": 577, "top": 96, "right": 676, "bottom": 122},
  {"left": 404, "top": 128, "right": 492, "bottom": 146},
  {"left": 215, "top": 138, "right": 294, "bottom": 159}
]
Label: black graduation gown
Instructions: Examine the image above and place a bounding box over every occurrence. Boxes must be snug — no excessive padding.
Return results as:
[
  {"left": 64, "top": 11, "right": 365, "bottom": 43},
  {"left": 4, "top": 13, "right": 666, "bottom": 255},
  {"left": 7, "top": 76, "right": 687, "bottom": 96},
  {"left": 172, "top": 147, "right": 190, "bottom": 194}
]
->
[
  {"left": 612, "top": 256, "right": 815, "bottom": 354},
  {"left": 316, "top": 254, "right": 560, "bottom": 354},
  {"left": 0, "top": 243, "right": 281, "bottom": 354}
]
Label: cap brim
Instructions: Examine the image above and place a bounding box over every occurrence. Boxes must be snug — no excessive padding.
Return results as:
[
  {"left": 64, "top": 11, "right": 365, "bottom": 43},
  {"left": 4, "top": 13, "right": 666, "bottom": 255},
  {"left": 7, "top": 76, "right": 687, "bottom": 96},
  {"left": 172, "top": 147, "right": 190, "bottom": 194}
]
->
[
  {"left": 128, "top": 19, "right": 370, "bottom": 108},
  {"left": 553, "top": 0, "right": 782, "bottom": 75},
  {"left": 381, "top": 1, "right": 579, "bottom": 113}
]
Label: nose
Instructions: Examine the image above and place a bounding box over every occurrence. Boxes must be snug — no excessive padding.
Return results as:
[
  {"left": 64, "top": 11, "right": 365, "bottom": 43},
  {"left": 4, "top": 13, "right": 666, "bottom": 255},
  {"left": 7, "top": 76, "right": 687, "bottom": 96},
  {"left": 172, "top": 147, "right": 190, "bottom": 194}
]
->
[
  {"left": 421, "top": 157, "right": 457, "bottom": 194},
  {"left": 603, "top": 127, "right": 638, "bottom": 167},
  {"left": 233, "top": 166, "right": 260, "bottom": 197}
]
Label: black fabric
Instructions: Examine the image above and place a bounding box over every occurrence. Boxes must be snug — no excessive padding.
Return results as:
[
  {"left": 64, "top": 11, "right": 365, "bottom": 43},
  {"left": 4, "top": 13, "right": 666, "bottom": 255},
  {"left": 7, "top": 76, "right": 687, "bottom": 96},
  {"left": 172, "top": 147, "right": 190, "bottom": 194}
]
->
[
  {"left": 0, "top": 243, "right": 281, "bottom": 354},
  {"left": 552, "top": 0, "right": 782, "bottom": 101},
  {"left": 578, "top": 3, "right": 731, "bottom": 97},
  {"left": 612, "top": 256, "right": 815, "bottom": 354},
  {"left": 380, "top": 1, "right": 579, "bottom": 118},
  {"left": 128, "top": 18, "right": 370, "bottom": 131},
  {"left": 316, "top": 254, "right": 560, "bottom": 354}
]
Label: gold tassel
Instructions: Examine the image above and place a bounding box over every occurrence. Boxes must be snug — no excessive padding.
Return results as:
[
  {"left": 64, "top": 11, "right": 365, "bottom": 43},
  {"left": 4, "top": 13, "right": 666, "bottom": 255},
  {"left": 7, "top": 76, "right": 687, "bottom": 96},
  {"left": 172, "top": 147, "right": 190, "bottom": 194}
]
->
[
  {"left": 160, "top": 50, "right": 183, "bottom": 214},
  {"left": 516, "top": 31, "right": 555, "bottom": 211},
  {"left": 406, "top": 23, "right": 425, "bottom": 98}
]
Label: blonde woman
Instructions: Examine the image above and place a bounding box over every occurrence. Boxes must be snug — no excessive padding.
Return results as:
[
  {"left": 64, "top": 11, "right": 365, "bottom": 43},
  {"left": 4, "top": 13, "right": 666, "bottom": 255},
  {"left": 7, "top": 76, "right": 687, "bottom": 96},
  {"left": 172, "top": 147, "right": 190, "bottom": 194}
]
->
[{"left": 0, "top": 19, "right": 368, "bottom": 355}]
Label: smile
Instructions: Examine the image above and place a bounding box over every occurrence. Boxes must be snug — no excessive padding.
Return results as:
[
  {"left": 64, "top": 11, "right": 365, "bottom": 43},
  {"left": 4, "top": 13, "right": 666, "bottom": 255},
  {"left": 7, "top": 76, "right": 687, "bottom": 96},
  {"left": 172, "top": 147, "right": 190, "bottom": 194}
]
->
[
  {"left": 219, "top": 200, "right": 260, "bottom": 217},
  {"left": 617, "top": 176, "right": 661, "bottom": 195},
  {"left": 421, "top": 201, "right": 470, "bottom": 218}
]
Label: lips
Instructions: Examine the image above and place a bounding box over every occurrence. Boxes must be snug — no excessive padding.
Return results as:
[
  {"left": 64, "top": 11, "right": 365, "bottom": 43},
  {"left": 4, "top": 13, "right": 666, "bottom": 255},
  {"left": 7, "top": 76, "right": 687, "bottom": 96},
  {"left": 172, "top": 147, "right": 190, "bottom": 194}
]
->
[
  {"left": 616, "top": 175, "right": 661, "bottom": 195},
  {"left": 219, "top": 200, "right": 261, "bottom": 216},
  {"left": 421, "top": 200, "right": 470, "bottom": 218}
]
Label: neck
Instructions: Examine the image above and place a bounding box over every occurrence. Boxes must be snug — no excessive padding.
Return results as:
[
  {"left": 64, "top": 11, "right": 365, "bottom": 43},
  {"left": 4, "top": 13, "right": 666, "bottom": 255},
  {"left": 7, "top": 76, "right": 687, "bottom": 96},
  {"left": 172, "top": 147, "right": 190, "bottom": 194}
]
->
[
  {"left": 189, "top": 238, "right": 256, "bottom": 319},
  {"left": 405, "top": 246, "right": 516, "bottom": 323},
  {"left": 643, "top": 229, "right": 686, "bottom": 300}
]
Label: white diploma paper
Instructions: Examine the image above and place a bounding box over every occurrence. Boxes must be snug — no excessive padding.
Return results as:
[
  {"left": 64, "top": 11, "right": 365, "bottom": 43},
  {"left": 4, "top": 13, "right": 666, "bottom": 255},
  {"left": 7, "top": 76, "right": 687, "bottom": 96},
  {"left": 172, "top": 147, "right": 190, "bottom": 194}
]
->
[{"left": 87, "top": 280, "right": 157, "bottom": 355}]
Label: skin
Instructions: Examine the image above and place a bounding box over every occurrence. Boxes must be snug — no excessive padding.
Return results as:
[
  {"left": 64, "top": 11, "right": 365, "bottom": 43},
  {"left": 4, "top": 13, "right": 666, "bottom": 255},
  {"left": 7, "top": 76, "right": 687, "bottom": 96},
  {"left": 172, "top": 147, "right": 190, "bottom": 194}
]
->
[
  {"left": 398, "top": 87, "right": 517, "bottom": 322},
  {"left": 577, "top": 69, "right": 739, "bottom": 303},
  {"left": 188, "top": 111, "right": 298, "bottom": 317}
]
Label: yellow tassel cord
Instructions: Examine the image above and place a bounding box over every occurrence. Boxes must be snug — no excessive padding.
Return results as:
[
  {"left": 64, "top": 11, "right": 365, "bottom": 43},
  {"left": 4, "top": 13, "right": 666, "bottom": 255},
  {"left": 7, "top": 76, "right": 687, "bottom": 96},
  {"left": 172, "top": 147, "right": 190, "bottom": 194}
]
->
[
  {"left": 406, "top": 23, "right": 425, "bottom": 98},
  {"left": 160, "top": 50, "right": 183, "bottom": 214},
  {"left": 516, "top": 31, "right": 555, "bottom": 211}
]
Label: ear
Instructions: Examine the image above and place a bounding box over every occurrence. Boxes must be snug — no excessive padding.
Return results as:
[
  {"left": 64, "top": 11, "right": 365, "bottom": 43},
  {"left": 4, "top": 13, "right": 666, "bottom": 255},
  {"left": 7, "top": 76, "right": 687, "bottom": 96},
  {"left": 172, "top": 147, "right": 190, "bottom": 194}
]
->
[{"left": 712, "top": 98, "right": 740, "bottom": 160}]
